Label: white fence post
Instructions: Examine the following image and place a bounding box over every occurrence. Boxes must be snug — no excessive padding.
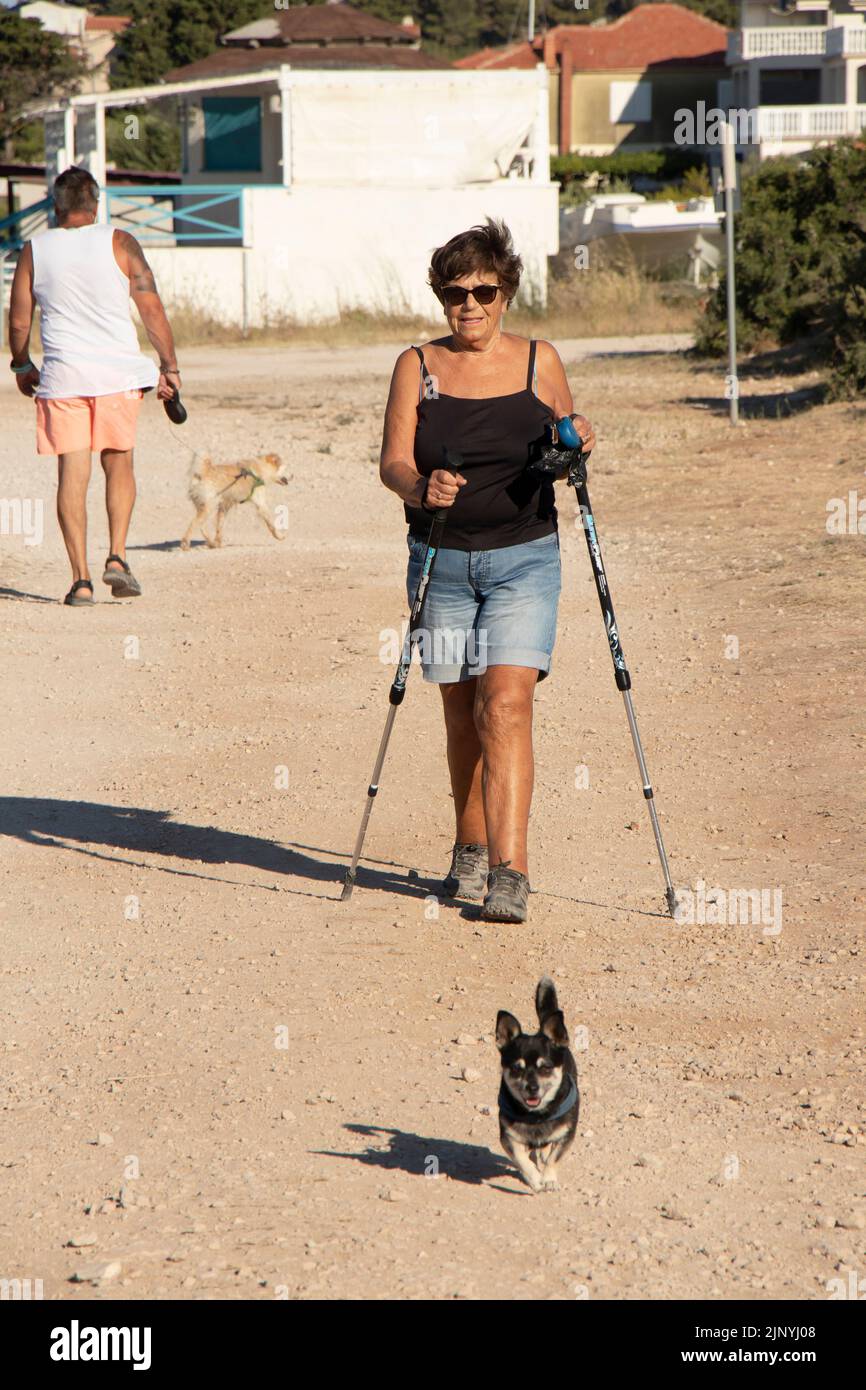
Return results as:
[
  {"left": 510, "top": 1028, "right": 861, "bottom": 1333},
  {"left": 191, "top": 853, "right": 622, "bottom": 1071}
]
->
[
  {"left": 279, "top": 64, "right": 293, "bottom": 190},
  {"left": 532, "top": 62, "right": 549, "bottom": 183}
]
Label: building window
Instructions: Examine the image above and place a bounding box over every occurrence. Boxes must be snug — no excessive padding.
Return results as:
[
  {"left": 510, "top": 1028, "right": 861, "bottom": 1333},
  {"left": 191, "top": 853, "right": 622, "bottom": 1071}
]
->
[
  {"left": 609, "top": 80, "right": 652, "bottom": 125},
  {"left": 758, "top": 69, "right": 821, "bottom": 106},
  {"left": 203, "top": 96, "right": 262, "bottom": 173}
]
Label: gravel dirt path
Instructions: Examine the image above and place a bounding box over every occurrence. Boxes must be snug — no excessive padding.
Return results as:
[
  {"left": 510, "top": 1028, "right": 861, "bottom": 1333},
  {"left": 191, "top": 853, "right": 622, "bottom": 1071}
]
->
[{"left": 1, "top": 335, "right": 863, "bottom": 1301}]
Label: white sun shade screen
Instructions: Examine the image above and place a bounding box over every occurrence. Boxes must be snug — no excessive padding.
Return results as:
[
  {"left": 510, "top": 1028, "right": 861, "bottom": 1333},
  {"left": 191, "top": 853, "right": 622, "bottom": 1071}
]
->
[{"left": 287, "top": 71, "right": 542, "bottom": 186}]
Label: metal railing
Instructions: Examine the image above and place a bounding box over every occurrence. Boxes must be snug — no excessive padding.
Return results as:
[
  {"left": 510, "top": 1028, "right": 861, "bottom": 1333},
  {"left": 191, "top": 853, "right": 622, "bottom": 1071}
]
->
[
  {"left": 0, "top": 196, "right": 53, "bottom": 253},
  {"left": 104, "top": 184, "right": 248, "bottom": 244}
]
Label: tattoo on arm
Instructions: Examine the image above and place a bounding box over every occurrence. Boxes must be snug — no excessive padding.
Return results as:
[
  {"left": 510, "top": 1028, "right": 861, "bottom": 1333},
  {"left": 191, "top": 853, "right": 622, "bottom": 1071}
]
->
[
  {"left": 122, "top": 233, "right": 158, "bottom": 294},
  {"left": 131, "top": 264, "right": 158, "bottom": 294}
]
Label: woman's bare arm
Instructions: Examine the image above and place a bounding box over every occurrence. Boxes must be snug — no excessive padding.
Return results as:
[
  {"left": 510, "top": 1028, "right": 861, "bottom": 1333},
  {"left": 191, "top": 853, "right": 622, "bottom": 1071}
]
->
[
  {"left": 380, "top": 349, "right": 466, "bottom": 509},
  {"left": 380, "top": 350, "right": 427, "bottom": 506},
  {"left": 537, "top": 340, "right": 596, "bottom": 452}
]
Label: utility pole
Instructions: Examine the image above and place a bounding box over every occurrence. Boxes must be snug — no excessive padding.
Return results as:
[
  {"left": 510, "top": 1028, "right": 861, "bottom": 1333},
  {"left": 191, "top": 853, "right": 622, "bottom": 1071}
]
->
[
  {"left": 528, "top": 0, "right": 535, "bottom": 42},
  {"left": 721, "top": 120, "right": 739, "bottom": 426}
]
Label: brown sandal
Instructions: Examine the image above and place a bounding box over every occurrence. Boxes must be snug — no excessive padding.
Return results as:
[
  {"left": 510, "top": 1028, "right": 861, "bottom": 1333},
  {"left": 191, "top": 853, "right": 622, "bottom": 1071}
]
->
[
  {"left": 64, "top": 580, "right": 94, "bottom": 607},
  {"left": 102, "top": 554, "right": 142, "bottom": 598}
]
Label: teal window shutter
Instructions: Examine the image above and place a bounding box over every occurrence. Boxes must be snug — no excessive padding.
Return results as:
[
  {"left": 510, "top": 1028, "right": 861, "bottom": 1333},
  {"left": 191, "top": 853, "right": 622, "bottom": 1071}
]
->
[{"left": 203, "top": 97, "right": 262, "bottom": 173}]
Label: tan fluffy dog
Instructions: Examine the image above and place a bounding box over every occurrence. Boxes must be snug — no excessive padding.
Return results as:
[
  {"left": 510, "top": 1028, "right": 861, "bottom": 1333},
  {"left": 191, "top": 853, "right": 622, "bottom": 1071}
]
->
[{"left": 181, "top": 452, "right": 289, "bottom": 550}]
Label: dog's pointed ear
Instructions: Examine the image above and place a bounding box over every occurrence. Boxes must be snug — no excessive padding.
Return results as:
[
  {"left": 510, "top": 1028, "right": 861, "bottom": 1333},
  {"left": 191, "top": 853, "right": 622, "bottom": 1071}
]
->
[
  {"left": 496, "top": 1011, "right": 522, "bottom": 1051},
  {"left": 540, "top": 1010, "right": 569, "bottom": 1047}
]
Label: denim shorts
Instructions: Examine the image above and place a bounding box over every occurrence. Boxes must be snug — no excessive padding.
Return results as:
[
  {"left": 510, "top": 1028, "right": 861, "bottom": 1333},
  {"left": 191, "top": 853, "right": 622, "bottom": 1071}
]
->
[{"left": 405, "top": 530, "right": 561, "bottom": 684}]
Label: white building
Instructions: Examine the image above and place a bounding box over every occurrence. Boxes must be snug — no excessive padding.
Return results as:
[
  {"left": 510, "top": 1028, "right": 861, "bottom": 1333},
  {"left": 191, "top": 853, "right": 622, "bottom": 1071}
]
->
[
  {"left": 31, "top": 62, "right": 556, "bottom": 327},
  {"left": 727, "top": 0, "right": 866, "bottom": 155},
  {"left": 13, "top": 1, "right": 130, "bottom": 94},
  {"left": 2, "top": 5, "right": 558, "bottom": 327}
]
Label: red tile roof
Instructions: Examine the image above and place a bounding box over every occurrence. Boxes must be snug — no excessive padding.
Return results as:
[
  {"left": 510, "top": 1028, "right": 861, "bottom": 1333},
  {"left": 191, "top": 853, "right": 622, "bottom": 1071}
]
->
[
  {"left": 85, "top": 15, "right": 131, "bottom": 33},
  {"left": 460, "top": 4, "right": 727, "bottom": 72},
  {"left": 271, "top": 5, "right": 420, "bottom": 43},
  {"left": 455, "top": 42, "right": 537, "bottom": 71},
  {"left": 224, "top": 4, "right": 421, "bottom": 45},
  {"left": 167, "top": 45, "right": 448, "bottom": 82}
]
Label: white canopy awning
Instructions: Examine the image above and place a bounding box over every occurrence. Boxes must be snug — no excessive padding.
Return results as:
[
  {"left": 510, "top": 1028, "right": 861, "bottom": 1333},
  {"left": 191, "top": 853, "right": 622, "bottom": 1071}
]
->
[{"left": 39, "top": 64, "right": 550, "bottom": 193}]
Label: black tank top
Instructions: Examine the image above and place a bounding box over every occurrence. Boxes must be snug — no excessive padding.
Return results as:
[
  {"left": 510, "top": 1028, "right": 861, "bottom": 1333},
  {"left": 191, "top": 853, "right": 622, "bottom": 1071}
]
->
[{"left": 404, "top": 339, "right": 556, "bottom": 552}]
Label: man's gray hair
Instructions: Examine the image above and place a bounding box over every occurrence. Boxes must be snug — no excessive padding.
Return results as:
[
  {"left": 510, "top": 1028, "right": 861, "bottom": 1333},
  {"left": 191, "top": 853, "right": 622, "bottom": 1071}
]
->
[{"left": 53, "top": 165, "right": 99, "bottom": 218}]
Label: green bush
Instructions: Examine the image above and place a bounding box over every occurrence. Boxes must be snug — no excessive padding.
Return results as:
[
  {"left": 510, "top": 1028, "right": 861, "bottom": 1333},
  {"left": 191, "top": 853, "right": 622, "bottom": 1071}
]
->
[
  {"left": 551, "top": 149, "right": 702, "bottom": 186},
  {"left": 695, "top": 139, "right": 866, "bottom": 399},
  {"left": 646, "top": 166, "right": 713, "bottom": 202}
]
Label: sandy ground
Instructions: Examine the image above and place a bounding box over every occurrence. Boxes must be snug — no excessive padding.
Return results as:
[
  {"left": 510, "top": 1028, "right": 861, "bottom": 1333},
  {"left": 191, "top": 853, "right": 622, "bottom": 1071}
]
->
[{"left": 1, "top": 333, "right": 864, "bottom": 1303}]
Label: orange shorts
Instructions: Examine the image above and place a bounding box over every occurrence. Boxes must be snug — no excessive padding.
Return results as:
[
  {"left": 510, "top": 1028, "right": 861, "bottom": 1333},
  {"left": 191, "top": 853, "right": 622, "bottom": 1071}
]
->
[{"left": 36, "top": 390, "right": 144, "bottom": 456}]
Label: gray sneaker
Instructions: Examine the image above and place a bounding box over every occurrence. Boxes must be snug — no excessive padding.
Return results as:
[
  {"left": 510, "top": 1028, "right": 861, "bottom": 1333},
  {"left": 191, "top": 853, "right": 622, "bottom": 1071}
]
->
[
  {"left": 482, "top": 865, "right": 531, "bottom": 923},
  {"left": 443, "top": 842, "right": 488, "bottom": 899}
]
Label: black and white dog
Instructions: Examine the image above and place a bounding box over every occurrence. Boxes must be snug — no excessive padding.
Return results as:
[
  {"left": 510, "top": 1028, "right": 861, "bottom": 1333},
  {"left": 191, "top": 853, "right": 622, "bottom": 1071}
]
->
[{"left": 495, "top": 978, "right": 579, "bottom": 1193}]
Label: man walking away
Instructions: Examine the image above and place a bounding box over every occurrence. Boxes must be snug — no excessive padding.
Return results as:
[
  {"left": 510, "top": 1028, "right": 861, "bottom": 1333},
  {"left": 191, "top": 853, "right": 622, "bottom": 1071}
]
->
[{"left": 8, "top": 165, "right": 181, "bottom": 605}]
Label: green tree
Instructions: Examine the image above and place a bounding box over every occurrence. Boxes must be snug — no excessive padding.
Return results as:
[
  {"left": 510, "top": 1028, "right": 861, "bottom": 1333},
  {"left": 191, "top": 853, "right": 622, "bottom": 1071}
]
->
[
  {"left": 109, "top": 0, "right": 173, "bottom": 88},
  {"left": 110, "top": 0, "right": 268, "bottom": 87},
  {"left": 167, "top": 0, "right": 265, "bottom": 69},
  {"left": 0, "top": 12, "right": 85, "bottom": 154},
  {"left": 696, "top": 140, "right": 866, "bottom": 399},
  {"left": 107, "top": 107, "right": 181, "bottom": 172}
]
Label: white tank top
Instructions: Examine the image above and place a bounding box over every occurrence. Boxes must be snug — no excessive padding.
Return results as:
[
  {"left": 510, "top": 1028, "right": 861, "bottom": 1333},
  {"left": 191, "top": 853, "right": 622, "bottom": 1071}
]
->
[{"left": 31, "top": 224, "right": 159, "bottom": 399}]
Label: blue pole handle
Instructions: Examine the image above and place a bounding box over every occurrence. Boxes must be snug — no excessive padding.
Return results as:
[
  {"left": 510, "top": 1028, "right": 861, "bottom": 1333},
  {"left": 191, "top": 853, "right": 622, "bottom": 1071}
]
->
[{"left": 556, "top": 415, "right": 582, "bottom": 449}]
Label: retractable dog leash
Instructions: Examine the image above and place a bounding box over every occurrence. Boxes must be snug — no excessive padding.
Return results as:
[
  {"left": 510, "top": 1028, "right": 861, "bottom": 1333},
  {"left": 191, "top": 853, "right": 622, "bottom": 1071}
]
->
[
  {"left": 341, "top": 446, "right": 462, "bottom": 902},
  {"left": 162, "top": 393, "right": 263, "bottom": 499},
  {"left": 163, "top": 385, "right": 187, "bottom": 425}
]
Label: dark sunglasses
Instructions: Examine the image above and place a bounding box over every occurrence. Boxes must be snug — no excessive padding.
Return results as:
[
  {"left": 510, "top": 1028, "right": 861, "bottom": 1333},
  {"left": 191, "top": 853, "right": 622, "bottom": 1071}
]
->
[{"left": 441, "top": 283, "right": 501, "bottom": 308}]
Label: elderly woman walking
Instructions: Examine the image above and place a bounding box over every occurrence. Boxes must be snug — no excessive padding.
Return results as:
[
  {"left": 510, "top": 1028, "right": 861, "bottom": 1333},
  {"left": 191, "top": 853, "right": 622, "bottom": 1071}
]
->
[{"left": 380, "top": 219, "right": 595, "bottom": 923}]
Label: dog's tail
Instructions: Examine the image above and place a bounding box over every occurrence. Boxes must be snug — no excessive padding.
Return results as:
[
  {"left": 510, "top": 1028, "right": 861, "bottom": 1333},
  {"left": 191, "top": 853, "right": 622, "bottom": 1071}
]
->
[
  {"left": 535, "top": 976, "right": 559, "bottom": 1023},
  {"left": 536, "top": 977, "right": 569, "bottom": 1046}
]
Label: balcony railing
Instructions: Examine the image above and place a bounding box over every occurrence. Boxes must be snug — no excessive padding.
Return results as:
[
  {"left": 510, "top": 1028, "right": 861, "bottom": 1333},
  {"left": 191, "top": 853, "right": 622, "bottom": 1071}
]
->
[
  {"left": 755, "top": 103, "right": 866, "bottom": 139},
  {"left": 826, "top": 26, "right": 866, "bottom": 56},
  {"left": 728, "top": 28, "right": 828, "bottom": 61},
  {"left": 729, "top": 24, "right": 866, "bottom": 61},
  {"left": 0, "top": 195, "right": 53, "bottom": 253}
]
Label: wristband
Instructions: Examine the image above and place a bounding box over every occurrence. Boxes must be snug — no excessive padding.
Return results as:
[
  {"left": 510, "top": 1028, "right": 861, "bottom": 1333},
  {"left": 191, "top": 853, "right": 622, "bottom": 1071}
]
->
[{"left": 11, "top": 360, "right": 36, "bottom": 375}]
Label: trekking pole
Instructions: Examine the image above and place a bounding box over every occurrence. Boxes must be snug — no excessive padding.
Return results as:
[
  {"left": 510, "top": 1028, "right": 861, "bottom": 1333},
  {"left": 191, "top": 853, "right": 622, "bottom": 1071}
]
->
[
  {"left": 558, "top": 417, "right": 678, "bottom": 918},
  {"left": 341, "top": 447, "right": 461, "bottom": 902}
]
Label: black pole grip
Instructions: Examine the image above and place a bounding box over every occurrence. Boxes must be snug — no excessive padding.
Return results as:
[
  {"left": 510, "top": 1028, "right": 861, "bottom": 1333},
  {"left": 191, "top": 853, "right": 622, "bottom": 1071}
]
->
[{"left": 428, "top": 445, "right": 462, "bottom": 522}]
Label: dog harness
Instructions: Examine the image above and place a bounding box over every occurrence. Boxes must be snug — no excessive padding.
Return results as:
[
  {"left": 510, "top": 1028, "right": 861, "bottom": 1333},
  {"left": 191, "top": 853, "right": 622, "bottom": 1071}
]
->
[
  {"left": 216, "top": 467, "right": 265, "bottom": 502},
  {"left": 237, "top": 467, "right": 265, "bottom": 500},
  {"left": 498, "top": 1073, "right": 578, "bottom": 1126}
]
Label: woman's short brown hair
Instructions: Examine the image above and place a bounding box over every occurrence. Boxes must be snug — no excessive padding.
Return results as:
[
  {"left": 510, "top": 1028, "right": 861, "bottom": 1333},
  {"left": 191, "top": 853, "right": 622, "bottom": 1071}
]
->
[{"left": 428, "top": 218, "right": 523, "bottom": 305}]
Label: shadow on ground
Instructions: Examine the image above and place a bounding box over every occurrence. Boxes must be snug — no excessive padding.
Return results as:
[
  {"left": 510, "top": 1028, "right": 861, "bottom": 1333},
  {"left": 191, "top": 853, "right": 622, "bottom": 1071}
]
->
[
  {"left": 684, "top": 383, "right": 827, "bottom": 419},
  {"left": 315, "top": 1123, "right": 519, "bottom": 1190},
  {"left": 0, "top": 586, "right": 58, "bottom": 604},
  {"left": 685, "top": 338, "right": 834, "bottom": 418},
  {"left": 0, "top": 798, "right": 438, "bottom": 901},
  {"left": 127, "top": 539, "right": 207, "bottom": 553}
]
